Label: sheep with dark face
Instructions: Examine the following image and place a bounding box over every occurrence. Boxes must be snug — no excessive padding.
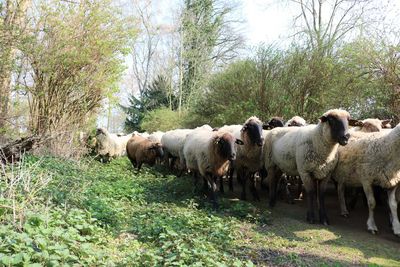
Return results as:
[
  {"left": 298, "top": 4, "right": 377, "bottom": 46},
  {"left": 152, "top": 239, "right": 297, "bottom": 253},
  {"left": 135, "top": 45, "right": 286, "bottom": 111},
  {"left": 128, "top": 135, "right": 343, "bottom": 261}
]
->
[
  {"left": 264, "top": 109, "right": 351, "bottom": 225},
  {"left": 183, "top": 129, "right": 243, "bottom": 208},
  {"left": 332, "top": 125, "right": 400, "bottom": 236},
  {"left": 220, "top": 117, "right": 264, "bottom": 200},
  {"left": 263, "top": 117, "right": 285, "bottom": 130},
  {"left": 126, "top": 134, "right": 164, "bottom": 171}
]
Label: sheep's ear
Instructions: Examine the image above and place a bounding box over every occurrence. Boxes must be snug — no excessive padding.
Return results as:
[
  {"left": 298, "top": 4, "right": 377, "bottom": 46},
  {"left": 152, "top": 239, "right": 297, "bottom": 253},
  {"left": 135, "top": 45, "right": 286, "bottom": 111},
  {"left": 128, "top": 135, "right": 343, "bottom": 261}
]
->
[
  {"left": 235, "top": 139, "right": 244, "bottom": 145},
  {"left": 320, "top": 115, "right": 328, "bottom": 123},
  {"left": 348, "top": 119, "right": 363, "bottom": 127},
  {"left": 381, "top": 119, "right": 392, "bottom": 128}
]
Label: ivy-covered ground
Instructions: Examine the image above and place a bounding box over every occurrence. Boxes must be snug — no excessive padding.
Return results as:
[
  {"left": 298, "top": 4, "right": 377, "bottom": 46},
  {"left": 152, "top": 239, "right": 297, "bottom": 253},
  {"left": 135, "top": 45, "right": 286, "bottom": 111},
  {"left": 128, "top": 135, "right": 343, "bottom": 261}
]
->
[{"left": 0, "top": 156, "right": 399, "bottom": 266}]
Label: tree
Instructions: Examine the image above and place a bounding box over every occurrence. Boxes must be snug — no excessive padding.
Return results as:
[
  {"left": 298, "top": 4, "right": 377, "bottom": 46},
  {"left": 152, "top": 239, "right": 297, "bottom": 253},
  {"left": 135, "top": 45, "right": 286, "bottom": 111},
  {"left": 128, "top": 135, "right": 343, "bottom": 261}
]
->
[
  {"left": 179, "top": 0, "right": 242, "bottom": 111},
  {"left": 20, "top": 0, "right": 135, "bottom": 136},
  {"left": 0, "top": 0, "right": 31, "bottom": 131},
  {"left": 122, "top": 74, "right": 174, "bottom": 131}
]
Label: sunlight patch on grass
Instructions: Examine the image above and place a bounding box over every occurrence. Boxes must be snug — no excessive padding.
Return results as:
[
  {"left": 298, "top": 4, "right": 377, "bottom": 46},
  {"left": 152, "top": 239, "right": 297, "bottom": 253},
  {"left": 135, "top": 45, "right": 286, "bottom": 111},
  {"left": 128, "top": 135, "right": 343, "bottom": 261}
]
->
[{"left": 294, "top": 228, "right": 338, "bottom": 242}]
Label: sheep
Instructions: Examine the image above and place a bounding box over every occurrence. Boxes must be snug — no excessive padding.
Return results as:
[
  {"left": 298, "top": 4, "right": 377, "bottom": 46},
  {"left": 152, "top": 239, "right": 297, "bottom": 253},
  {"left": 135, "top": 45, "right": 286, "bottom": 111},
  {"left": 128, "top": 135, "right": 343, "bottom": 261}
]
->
[
  {"left": 95, "top": 128, "right": 133, "bottom": 161},
  {"left": 264, "top": 109, "right": 351, "bottom": 225},
  {"left": 331, "top": 124, "right": 400, "bottom": 236},
  {"left": 220, "top": 117, "right": 264, "bottom": 200},
  {"left": 263, "top": 117, "right": 285, "bottom": 130},
  {"left": 284, "top": 116, "right": 307, "bottom": 127},
  {"left": 183, "top": 129, "right": 243, "bottom": 208},
  {"left": 126, "top": 134, "right": 164, "bottom": 171},
  {"left": 349, "top": 118, "right": 392, "bottom": 133},
  {"left": 161, "top": 125, "right": 212, "bottom": 171},
  {"left": 147, "top": 131, "right": 165, "bottom": 143},
  {"left": 338, "top": 118, "right": 392, "bottom": 214}
]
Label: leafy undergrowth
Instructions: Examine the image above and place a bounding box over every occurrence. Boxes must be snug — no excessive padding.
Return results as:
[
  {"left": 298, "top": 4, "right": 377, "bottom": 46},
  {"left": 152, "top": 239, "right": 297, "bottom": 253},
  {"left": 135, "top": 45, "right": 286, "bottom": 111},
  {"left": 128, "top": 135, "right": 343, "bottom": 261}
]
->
[{"left": 0, "top": 156, "right": 399, "bottom": 266}]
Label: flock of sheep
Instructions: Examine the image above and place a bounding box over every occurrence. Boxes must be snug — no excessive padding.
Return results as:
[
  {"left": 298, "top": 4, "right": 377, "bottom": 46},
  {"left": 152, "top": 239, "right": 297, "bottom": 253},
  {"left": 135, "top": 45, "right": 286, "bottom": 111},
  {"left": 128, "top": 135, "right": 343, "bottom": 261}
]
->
[{"left": 93, "top": 109, "right": 400, "bottom": 237}]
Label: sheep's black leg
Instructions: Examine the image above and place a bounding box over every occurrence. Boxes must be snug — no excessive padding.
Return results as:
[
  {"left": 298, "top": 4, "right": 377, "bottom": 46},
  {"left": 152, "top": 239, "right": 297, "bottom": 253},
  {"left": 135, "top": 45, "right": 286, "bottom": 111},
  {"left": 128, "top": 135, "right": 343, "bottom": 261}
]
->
[
  {"left": 170, "top": 157, "right": 177, "bottom": 170},
  {"left": 228, "top": 164, "right": 235, "bottom": 191},
  {"left": 219, "top": 176, "right": 224, "bottom": 194},
  {"left": 296, "top": 177, "right": 303, "bottom": 199},
  {"left": 249, "top": 173, "right": 260, "bottom": 201},
  {"left": 302, "top": 174, "right": 316, "bottom": 224},
  {"left": 202, "top": 177, "right": 208, "bottom": 193},
  {"left": 260, "top": 167, "right": 268, "bottom": 190},
  {"left": 209, "top": 176, "right": 219, "bottom": 210},
  {"left": 284, "top": 176, "right": 294, "bottom": 204},
  {"left": 306, "top": 189, "right": 316, "bottom": 224},
  {"left": 238, "top": 168, "right": 247, "bottom": 200},
  {"left": 268, "top": 168, "right": 281, "bottom": 207},
  {"left": 318, "top": 179, "right": 330, "bottom": 225},
  {"left": 137, "top": 162, "right": 143, "bottom": 171}
]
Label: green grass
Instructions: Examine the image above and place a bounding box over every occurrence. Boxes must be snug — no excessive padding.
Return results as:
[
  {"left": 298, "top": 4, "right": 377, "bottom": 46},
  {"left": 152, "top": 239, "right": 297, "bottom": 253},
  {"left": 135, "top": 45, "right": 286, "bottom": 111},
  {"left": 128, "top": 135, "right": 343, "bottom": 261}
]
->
[{"left": 0, "top": 156, "right": 399, "bottom": 266}]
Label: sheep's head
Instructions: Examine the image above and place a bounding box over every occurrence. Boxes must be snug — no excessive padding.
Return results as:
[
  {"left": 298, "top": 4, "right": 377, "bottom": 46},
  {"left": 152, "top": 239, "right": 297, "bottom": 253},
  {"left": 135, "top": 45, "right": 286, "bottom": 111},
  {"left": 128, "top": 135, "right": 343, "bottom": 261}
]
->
[
  {"left": 241, "top": 116, "right": 263, "bottom": 146},
  {"left": 286, "top": 116, "right": 307, "bottom": 127},
  {"left": 147, "top": 142, "right": 164, "bottom": 159},
  {"left": 263, "top": 117, "right": 284, "bottom": 130},
  {"left": 320, "top": 109, "right": 350, "bottom": 146},
  {"left": 214, "top": 132, "right": 244, "bottom": 161},
  {"left": 349, "top": 118, "right": 392, "bottom": 132},
  {"left": 96, "top": 127, "right": 108, "bottom": 136}
]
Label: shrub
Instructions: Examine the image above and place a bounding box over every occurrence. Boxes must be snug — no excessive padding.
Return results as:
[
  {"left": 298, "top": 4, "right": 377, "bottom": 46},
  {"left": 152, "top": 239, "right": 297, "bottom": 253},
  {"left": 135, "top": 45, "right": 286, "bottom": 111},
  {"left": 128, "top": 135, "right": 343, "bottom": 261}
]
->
[{"left": 140, "top": 107, "right": 186, "bottom": 132}]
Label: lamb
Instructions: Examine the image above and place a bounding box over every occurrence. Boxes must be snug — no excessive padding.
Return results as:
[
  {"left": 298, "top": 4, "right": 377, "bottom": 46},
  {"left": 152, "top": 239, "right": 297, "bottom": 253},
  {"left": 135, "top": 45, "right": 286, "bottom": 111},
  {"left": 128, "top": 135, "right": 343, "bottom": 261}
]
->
[
  {"left": 284, "top": 116, "right": 307, "bottom": 127},
  {"left": 126, "top": 134, "right": 164, "bottom": 171},
  {"left": 95, "top": 128, "right": 133, "bottom": 161},
  {"left": 263, "top": 109, "right": 350, "bottom": 225},
  {"left": 220, "top": 117, "right": 264, "bottom": 200},
  {"left": 183, "top": 129, "right": 243, "bottom": 208},
  {"left": 331, "top": 125, "right": 400, "bottom": 236}
]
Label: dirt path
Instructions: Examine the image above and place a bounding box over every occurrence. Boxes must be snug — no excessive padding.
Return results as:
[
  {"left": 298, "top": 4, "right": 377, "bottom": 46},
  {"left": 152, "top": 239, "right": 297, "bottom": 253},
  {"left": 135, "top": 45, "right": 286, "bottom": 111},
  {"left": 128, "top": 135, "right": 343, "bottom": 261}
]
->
[{"left": 225, "top": 179, "right": 400, "bottom": 246}]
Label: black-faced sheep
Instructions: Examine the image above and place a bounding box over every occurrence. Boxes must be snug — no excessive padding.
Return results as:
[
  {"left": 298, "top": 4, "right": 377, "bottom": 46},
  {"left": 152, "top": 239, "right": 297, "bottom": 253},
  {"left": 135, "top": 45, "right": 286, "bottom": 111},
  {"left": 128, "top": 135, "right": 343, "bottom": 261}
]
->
[
  {"left": 126, "top": 134, "right": 164, "bottom": 171},
  {"left": 220, "top": 116, "right": 264, "bottom": 200},
  {"left": 331, "top": 124, "right": 400, "bottom": 236},
  {"left": 263, "top": 109, "right": 351, "bottom": 225},
  {"left": 183, "top": 129, "right": 243, "bottom": 208},
  {"left": 263, "top": 117, "right": 285, "bottom": 130}
]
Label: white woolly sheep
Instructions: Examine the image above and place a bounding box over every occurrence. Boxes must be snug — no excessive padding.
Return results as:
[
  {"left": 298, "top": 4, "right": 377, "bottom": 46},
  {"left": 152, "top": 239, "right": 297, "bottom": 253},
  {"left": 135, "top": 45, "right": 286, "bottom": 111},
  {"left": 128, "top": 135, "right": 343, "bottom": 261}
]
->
[
  {"left": 332, "top": 124, "right": 400, "bottom": 236},
  {"left": 349, "top": 118, "right": 392, "bottom": 133},
  {"left": 95, "top": 128, "right": 133, "bottom": 161},
  {"left": 161, "top": 125, "right": 212, "bottom": 171},
  {"left": 284, "top": 116, "right": 307, "bottom": 127},
  {"left": 183, "top": 129, "right": 243, "bottom": 208},
  {"left": 263, "top": 109, "right": 351, "bottom": 225},
  {"left": 337, "top": 118, "right": 392, "bottom": 217},
  {"left": 147, "top": 131, "right": 165, "bottom": 143}
]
